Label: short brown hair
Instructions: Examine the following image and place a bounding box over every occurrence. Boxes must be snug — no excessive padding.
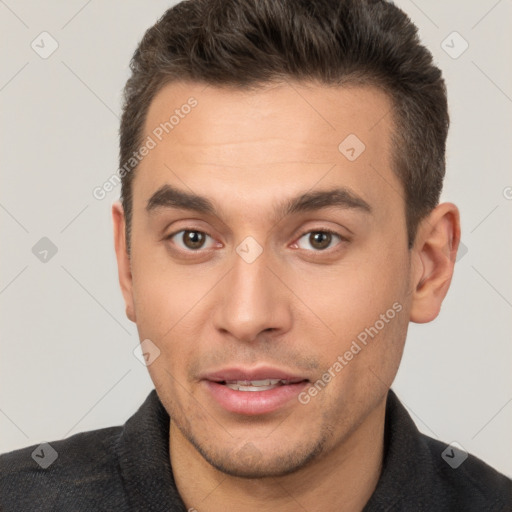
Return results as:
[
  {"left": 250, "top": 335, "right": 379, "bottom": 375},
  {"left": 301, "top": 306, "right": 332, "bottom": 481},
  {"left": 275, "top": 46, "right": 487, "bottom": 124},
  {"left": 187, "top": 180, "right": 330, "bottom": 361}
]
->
[{"left": 120, "top": 0, "right": 448, "bottom": 254}]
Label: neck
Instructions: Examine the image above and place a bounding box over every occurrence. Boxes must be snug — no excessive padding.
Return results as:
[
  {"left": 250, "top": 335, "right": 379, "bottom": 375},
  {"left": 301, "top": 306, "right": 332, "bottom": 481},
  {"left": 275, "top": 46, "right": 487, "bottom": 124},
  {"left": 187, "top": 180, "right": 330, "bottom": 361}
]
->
[{"left": 169, "top": 399, "right": 386, "bottom": 512}]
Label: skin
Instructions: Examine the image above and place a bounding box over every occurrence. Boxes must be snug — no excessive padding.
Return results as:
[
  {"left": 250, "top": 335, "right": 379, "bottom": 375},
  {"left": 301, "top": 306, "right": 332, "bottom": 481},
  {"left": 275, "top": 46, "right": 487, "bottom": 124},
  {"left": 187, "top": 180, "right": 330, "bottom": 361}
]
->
[{"left": 112, "top": 81, "right": 460, "bottom": 512}]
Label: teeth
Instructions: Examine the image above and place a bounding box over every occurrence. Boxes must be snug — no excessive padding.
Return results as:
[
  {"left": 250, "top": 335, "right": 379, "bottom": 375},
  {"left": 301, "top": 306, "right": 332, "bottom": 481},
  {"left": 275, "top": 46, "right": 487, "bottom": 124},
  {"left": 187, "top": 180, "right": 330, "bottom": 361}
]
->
[
  {"left": 226, "top": 384, "right": 275, "bottom": 391},
  {"left": 226, "top": 379, "right": 283, "bottom": 386},
  {"left": 224, "top": 379, "right": 285, "bottom": 391},
  {"left": 249, "top": 379, "right": 281, "bottom": 386}
]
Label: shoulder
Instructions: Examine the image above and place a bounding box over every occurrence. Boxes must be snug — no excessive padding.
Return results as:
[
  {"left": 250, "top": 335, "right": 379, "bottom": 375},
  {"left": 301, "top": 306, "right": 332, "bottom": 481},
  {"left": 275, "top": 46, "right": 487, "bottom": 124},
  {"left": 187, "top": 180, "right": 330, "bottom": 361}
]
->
[
  {"left": 374, "top": 390, "right": 512, "bottom": 511},
  {"left": 420, "top": 433, "right": 512, "bottom": 510},
  {"left": 0, "top": 426, "right": 127, "bottom": 511}
]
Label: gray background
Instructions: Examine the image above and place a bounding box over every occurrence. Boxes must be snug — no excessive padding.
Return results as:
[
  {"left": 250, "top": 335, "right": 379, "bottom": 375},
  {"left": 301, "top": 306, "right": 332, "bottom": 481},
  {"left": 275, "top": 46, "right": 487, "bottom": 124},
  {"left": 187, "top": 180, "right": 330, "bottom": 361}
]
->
[{"left": 1, "top": 0, "right": 511, "bottom": 477}]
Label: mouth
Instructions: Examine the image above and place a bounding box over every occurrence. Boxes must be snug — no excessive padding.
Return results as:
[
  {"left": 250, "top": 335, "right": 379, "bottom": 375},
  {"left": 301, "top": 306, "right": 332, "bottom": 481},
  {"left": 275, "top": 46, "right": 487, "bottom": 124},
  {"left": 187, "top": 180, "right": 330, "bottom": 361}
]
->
[
  {"left": 214, "top": 378, "right": 307, "bottom": 392},
  {"left": 201, "top": 368, "right": 310, "bottom": 415}
]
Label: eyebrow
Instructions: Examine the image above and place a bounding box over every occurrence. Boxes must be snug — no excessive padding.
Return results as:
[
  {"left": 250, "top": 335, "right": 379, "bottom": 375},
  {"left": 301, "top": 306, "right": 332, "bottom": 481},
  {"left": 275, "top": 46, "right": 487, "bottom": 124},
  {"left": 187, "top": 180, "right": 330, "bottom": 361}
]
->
[{"left": 145, "top": 184, "right": 372, "bottom": 219}]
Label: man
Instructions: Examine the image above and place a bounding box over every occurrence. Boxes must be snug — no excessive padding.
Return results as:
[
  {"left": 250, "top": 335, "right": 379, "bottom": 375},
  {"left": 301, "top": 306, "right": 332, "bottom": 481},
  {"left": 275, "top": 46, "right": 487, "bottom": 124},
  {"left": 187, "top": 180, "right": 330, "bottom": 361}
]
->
[{"left": 1, "top": 0, "right": 511, "bottom": 510}]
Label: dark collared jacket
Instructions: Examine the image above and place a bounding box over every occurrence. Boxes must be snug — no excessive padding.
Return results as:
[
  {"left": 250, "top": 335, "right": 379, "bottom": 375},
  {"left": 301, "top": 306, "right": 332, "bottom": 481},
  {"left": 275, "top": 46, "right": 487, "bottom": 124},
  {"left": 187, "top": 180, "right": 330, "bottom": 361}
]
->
[{"left": 1, "top": 389, "right": 511, "bottom": 511}]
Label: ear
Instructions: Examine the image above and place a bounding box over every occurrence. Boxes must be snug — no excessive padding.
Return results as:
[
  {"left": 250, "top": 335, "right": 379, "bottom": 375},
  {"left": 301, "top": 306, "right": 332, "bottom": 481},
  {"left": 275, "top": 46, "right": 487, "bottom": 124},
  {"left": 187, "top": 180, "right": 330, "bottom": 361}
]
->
[
  {"left": 112, "top": 201, "right": 136, "bottom": 323},
  {"left": 409, "top": 202, "right": 461, "bottom": 324}
]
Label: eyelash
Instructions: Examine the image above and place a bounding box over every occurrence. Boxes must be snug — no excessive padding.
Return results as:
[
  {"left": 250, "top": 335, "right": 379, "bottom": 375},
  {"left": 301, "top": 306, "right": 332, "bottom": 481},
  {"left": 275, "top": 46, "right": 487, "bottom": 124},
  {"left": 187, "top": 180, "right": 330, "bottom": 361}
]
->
[
  {"left": 164, "top": 228, "right": 218, "bottom": 252},
  {"left": 294, "top": 228, "right": 346, "bottom": 249},
  {"left": 164, "top": 227, "right": 348, "bottom": 255}
]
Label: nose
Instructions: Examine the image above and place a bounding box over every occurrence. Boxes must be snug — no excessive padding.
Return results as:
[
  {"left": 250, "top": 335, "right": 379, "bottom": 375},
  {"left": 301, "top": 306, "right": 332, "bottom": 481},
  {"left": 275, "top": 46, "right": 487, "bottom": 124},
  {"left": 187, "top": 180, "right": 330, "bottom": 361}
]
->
[{"left": 213, "top": 248, "right": 293, "bottom": 343}]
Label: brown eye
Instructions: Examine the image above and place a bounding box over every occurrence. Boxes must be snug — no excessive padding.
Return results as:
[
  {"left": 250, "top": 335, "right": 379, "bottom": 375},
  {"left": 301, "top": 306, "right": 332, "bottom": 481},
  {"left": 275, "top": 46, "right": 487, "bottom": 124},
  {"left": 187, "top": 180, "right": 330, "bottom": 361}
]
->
[
  {"left": 167, "top": 229, "right": 215, "bottom": 251},
  {"left": 182, "top": 230, "right": 206, "bottom": 249},
  {"left": 309, "top": 232, "right": 332, "bottom": 250},
  {"left": 296, "top": 230, "right": 342, "bottom": 251}
]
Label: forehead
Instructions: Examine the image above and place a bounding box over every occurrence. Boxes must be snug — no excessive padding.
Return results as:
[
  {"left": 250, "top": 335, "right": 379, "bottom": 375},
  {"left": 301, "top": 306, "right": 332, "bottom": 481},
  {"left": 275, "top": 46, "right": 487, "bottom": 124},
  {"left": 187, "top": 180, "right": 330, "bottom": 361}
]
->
[{"left": 132, "top": 80, "right": 401, "bottom": 218}]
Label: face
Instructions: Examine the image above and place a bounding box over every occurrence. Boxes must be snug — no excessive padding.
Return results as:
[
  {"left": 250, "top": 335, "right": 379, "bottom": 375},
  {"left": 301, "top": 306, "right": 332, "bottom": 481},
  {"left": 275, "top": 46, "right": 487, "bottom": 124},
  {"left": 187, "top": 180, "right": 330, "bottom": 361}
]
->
[{"left": 117, "top": 81, "right": 416, "bottom": 477}]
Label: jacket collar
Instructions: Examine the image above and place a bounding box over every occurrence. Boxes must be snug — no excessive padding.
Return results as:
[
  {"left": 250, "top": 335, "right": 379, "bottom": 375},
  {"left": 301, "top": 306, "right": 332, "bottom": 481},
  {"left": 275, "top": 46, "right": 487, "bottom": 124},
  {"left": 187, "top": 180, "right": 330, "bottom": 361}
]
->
[{"left": 116, "top": 388, "right": 428, "bottom": 511}]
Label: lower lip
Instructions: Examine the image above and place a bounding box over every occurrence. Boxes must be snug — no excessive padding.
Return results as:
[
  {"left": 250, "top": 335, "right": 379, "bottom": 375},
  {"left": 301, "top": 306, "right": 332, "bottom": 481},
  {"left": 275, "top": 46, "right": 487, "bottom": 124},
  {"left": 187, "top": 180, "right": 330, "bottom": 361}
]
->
[{"left": 203, "top": 380, "right": 309, "bottom": 415}]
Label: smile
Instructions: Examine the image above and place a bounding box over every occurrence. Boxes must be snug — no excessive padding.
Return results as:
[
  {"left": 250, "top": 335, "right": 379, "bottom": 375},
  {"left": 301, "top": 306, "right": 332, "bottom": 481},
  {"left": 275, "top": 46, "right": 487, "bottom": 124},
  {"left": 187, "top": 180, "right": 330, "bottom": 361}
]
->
[{"left": 222, "top": 379, "right": 296, "bottom": 391}]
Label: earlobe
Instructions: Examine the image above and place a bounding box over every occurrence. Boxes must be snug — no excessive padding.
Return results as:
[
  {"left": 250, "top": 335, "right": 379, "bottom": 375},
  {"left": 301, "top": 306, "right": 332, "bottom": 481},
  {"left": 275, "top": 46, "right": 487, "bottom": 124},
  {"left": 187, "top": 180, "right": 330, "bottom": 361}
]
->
[
  {"left": 409, "top": 203, "right": 461, "bottom": 324},
  {"left": 112, "top": 201, "right": 137, "bottom": 323}
]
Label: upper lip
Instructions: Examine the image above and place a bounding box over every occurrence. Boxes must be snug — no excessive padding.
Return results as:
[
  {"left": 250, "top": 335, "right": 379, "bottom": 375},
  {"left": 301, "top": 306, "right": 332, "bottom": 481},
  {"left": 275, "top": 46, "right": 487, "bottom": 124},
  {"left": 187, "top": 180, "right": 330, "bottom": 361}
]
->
[{"left": 201, "top": 366, "right": 309, "bottom": 383}]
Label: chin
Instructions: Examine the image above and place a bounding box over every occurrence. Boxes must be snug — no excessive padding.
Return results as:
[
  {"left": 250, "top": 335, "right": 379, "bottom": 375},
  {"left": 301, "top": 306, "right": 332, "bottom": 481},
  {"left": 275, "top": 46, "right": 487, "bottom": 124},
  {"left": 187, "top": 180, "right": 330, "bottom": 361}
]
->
[{"left": 189, "top": 434, "right": 328, "bottom": 479}]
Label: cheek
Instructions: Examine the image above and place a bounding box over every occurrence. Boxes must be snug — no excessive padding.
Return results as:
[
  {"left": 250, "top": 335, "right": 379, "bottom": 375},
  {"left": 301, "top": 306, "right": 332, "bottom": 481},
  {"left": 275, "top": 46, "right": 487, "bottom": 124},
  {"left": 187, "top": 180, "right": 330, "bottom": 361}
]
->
[
  {"left": 294, "top": 255, "right": 406, "bottom": 332},
  {"left": 288, "top": 244, "right": 409, "bottom": 376},
  {"left": 130, "top": 249, "right": 218, "bottom": 337}
]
